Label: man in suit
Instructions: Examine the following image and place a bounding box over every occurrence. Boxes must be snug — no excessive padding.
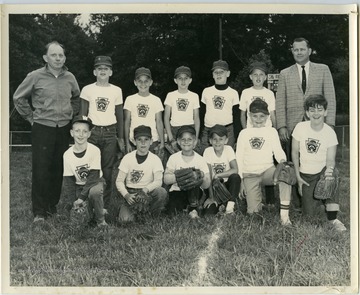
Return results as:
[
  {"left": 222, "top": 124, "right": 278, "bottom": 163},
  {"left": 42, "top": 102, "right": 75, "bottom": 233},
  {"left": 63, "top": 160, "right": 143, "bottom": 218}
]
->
[{"left": 276, "top": 37, "right": 336, "bottom": 209}]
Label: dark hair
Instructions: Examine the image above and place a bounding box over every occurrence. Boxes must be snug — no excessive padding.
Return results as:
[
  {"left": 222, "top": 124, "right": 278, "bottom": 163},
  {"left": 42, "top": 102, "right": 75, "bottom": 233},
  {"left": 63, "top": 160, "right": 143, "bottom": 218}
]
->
[
  {"left": 304, "top": 94, "right": 328, "bottom": 111},
  {"left": 292, "top": 37, "right": 310, "bottom": 48},
  {"left": 44, "top": 41, "right": 65, "bottom": 55}
]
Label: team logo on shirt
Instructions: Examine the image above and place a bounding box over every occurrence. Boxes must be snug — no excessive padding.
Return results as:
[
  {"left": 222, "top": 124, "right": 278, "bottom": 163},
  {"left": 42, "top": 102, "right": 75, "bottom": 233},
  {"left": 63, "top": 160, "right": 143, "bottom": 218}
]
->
[
  {"left": 212, "top": 163, "right": 226, "bottom": 174},
  {"left": 130, "top": 170, "right": 144, "bottom": 183},
  {"left": 306, "top": 138, "right": 321, "bottom": 154},
  {"left": 75, "top": 164, "right": 90, "bottom": 181},
  {"left": 137, "top": 104, "right": 149, "bottom": 117},
  {"left": 96, "top": 97, "right": 110, "bottom": 112},
  {"left": 249, "top": 137, "right": 265, "bottom": 150},
  {"left": 212, "top": 95, "right": 225, "bottom": 110},
  {"left": 176, "top": 98, "right": 189, "bottom": 111}
]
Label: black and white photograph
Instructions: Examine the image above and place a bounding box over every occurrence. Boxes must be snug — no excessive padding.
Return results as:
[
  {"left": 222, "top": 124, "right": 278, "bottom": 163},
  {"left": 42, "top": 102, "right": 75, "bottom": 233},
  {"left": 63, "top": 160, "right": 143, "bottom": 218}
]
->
[{"left": 1, "top": 2, "right": 358, "bottom": 295}]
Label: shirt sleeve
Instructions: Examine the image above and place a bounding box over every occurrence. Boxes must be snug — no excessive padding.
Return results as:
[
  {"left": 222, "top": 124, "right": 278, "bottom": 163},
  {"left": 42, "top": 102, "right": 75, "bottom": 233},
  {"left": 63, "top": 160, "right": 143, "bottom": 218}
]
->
[
  {"left": 236, "top": 132, "right": 245, "bottom": 178},
  {"left": 13, "top": 72, "right": 36, "bottom": 124},
  {"left": 267, "top": 91, "right": 276, "bottom": 112},
  {"left": 232, "top": 89, "right": 240, "bottom": 106},
  {"left": 193, "top": 93, "right": 200, "bottom": 109},
  {"left": 239, "top": 90, "right": 247, "bottom": 111},
  {"left": 115, "top": 86, "right": 123, "bottom": 105}
]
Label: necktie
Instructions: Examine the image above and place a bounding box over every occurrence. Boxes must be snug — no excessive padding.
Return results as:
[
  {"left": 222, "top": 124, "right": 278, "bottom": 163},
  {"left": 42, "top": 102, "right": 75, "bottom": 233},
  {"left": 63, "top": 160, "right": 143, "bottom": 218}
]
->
[{"left": 301, "top": 65, "right": 306, "bottom": 94}]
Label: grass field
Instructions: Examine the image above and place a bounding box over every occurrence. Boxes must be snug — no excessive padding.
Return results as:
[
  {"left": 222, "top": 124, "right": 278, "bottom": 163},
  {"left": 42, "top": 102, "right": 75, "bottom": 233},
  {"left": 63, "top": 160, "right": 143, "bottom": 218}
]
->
[{"left": 7, "top": 151, "right": 353, "bottom": 291}]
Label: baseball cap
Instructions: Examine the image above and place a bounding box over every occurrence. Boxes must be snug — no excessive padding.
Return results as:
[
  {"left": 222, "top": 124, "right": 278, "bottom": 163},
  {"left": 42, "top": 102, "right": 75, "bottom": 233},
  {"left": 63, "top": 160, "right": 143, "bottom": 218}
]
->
[
  {"left": 72, "top": 115, "right": 93, "bottom": 129},
  {"left": 135, "top": 67, "right": 152, "bottom": 80},
  {"left": 134, "top": 125, "right": 152, "bottom": 139},
  {"left": 249, "top": 61, "right": 267, "bottom": 74},
  {"left": 249, "top": 98, "right": 269, "bottom": 115},
  {"left": 176, "top": 125, "right": 196, "bottom": 139},
  {"left": 94, "top": 56, "right": 112, "bottom": 67},
  {"left": 209, "top": 124, "right": 228, "bottom": 138},
  {"left": 211, "top": 60, "right": 229, "bottom": 71},
  {"left": 174, "top": 66, "right": 192, "bottom": 78}
]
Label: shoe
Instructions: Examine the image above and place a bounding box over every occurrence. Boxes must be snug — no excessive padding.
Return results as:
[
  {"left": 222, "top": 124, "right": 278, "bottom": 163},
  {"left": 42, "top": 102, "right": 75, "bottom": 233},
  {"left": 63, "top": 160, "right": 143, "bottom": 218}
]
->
[
  {"left": 330, "top": 219, "right": 346, "bottom": 232},
  {"left": 33, "top": 215, "right": 45, "bottom": 223},
  {"left": 281, "top": 218, "right": 292, "bottom": 226},
  {"left": 189, "top": 209, "right": 199, "bottom": 219},
  {"left": 97, "top": 220, "right": 108, "bottom": 227}
]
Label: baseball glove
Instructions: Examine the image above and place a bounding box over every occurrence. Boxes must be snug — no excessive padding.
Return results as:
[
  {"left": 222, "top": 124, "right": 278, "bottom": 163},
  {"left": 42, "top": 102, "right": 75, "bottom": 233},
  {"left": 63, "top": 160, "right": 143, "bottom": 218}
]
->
[
  {"left": 212, "top": 178, "right": 233, "bottom": 204},
  {"left": 69, "top": 201, "right": 89, "bottom": 224},
  {"left": 128, "top": 189, "right": 151, "bottom": 213},
  {"left": 175, "top": 167, "right": 204, "bottom": 191},
  {"left": 273, "top": 161, "right": 297, "bottom": 185},
  {"left": 314, "top": 168, "right": 339, "bottom": 200}
]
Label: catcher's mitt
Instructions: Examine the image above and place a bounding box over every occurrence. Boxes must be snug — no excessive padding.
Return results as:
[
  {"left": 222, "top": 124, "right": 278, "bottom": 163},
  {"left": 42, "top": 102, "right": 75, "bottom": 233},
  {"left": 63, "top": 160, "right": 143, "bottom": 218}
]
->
[
  {"left": 70, "top": 201, "right": 90, "bottom": 224},
  {"left": 273, "top": 161, "right": 297, "bottom": 185},
  {"left": 314, "top": 168, "right": 339, "bottom": 200},
  {"left": 175, "top": 167, "right": 204, "bottom": 191},
  {"left": 212, "top": 178, "right": 233, "bottom": 204},
  {"left": 128, "top": 189, "right": 151, "bottom": 213}
]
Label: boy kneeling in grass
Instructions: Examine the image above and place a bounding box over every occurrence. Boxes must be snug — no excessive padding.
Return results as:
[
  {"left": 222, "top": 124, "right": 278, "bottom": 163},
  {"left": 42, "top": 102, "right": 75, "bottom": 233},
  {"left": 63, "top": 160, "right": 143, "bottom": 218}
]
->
[
  {"left": 236, "top": 99, "right": 292, "bottom": 225},
  {"left": 202, "top": 124, "right": 241, "bottom": 215},
  {"left": 164, "top": 125, "right": 211, "bottom": 219},
  {"left": 62, "top": 115, "right": 107, "bottom": 227},
  {"left": 291, "top": 94, "right": 346, "bottom": 232},
  {"left": 116, "top": 125, "right": 168, "bottom": 222}
]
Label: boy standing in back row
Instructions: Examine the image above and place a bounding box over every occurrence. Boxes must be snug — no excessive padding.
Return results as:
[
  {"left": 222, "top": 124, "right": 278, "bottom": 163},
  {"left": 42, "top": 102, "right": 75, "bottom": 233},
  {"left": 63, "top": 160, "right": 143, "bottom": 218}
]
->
[
  {"left": 239, "top": 61, "right": 276, "bottom": 129},
  {"left": 124, "top": 67, "right": 165, "bottom": 158},
  {"left": 199, "top": 60, "right": 240, "bottom": 153},
  {"left": 164, "top": 66, "right": 200, "bottom": 152},
  {"left": 80, "top": 56, "right": 124, "bottom": 209}
]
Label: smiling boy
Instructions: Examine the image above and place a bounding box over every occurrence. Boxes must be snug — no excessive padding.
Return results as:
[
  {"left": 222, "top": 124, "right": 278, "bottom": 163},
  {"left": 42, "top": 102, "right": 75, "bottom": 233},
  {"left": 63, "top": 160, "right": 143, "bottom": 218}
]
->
[
  {"left": 236, "top": 99, "right": 292, "bottom": 225},
  {"left": 62, "top": 115, "right": 107, "bottom": 227},
  {"left": 291, "top": 95, "right": 345, "bottom": 231}
]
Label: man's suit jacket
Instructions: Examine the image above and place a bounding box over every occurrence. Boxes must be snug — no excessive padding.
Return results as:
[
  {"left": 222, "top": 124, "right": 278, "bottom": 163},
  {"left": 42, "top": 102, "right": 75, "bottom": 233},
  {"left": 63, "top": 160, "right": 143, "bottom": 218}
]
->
[{"left": 276, "top": 62, "right": 336, "bottom": 133}]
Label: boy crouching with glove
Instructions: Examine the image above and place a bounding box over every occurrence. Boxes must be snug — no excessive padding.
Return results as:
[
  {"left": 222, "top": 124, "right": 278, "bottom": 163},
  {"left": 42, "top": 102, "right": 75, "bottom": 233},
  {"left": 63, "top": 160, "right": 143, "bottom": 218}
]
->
[
  {"left": 62, "top": 115, "right": 107, "bottom": 227},
  {"left": 115, "top": 125, "right": 168, "bottom": 222},
  {"left": 164, "top": 125, "right": 211, "bottom": 218}
]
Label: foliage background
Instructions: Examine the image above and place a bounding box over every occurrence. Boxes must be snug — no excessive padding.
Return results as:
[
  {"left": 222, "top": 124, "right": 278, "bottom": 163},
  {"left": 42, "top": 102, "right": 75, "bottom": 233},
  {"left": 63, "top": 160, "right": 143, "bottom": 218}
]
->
[{"left": 9, "top": 13, "right": 349, "bottom": 132}]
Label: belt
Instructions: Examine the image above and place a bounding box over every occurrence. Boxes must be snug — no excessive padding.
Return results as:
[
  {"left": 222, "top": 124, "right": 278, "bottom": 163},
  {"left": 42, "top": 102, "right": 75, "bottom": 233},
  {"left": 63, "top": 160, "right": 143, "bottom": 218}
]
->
[
  {"left": 93, "top": 124, "right": 116, "bottom": 129},
  {"left": 206, "top": 123, "right": 233, "bottom": 128}
]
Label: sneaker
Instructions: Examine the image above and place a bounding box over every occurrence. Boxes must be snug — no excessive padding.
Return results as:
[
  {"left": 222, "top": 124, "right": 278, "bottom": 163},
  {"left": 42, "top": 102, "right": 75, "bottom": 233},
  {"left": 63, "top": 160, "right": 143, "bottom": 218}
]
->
[
  {"left": 189, "top": 209, "right": 199, "bottom": 219},
  {"left": 330, "top": 219, "right": 346, "bottom": 232},
  {"left": 97, "top": 220, "right": 108, "bottom": 227},
  {"left": 225, "top": 201, "right": 235, "bottom": 214},
  {"left": 33, "top": 215, "right": 45, "bottom": 223}
]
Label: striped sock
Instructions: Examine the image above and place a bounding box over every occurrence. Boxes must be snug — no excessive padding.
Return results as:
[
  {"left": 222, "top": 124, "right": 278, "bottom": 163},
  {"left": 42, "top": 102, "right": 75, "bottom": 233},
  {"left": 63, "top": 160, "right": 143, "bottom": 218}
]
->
[{"left": 280, "top": 203, "right": 290, "bottom": 221}]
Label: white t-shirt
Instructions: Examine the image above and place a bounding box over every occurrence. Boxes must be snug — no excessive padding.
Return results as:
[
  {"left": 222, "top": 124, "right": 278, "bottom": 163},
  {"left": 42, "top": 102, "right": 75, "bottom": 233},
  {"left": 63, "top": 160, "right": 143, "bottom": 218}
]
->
[
  {"left": 292, "top": 121, "right": 338, "bottom": 174},
  {"left": 118, "top": 150, "right": 164, "bottom": 190},
  {"left": 124, "top": 93, "right": 164, "bottom": 143},
  {"left": 201, "top": 85, "right": 239, "bottom": 127},
  {"left": 80, "top": 83, "right": 123, "bottom": 126},
  {"left": 63, "top": 143, "right": 103, "bottom": 185},
  {"left": 164, "top": 90, "right": 200, "bottom": 126},
  {"left": 236, "top": 127, "right": 286, "bottom": 177},
  {"left": 203, "top": 145, "right": 236, "bottom": 182},
  {"left": 166, "top": 151, "right": 209, "bottom": 192},
  {"left": 239, "top": 86, "right": 275, "bottom": 127}
]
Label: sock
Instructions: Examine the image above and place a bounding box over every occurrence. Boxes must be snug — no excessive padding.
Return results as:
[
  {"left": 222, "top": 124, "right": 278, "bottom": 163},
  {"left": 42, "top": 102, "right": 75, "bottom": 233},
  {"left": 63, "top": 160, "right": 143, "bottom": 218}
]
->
[
  {"left": 326, "top": 210, "right": 337, "bottom": 221},
  {"left": 280, "top": 201, "right": 290, "bottom": 221},
  {"left": 226, "top": 201, "right": 235, "bottom": 212}
]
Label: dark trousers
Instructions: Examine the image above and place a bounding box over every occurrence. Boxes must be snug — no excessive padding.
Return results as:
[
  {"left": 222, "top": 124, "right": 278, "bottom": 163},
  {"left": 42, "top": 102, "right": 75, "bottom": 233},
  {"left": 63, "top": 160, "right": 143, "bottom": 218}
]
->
[
  {"left": 31, "top": 122, "right": 70, "bottom": 217},
  {"left": 88, "top": 124, "right": 117, "bottom": 208},
  {"left": 166, "top": 188, "right": 202, "bottom": 215}
]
